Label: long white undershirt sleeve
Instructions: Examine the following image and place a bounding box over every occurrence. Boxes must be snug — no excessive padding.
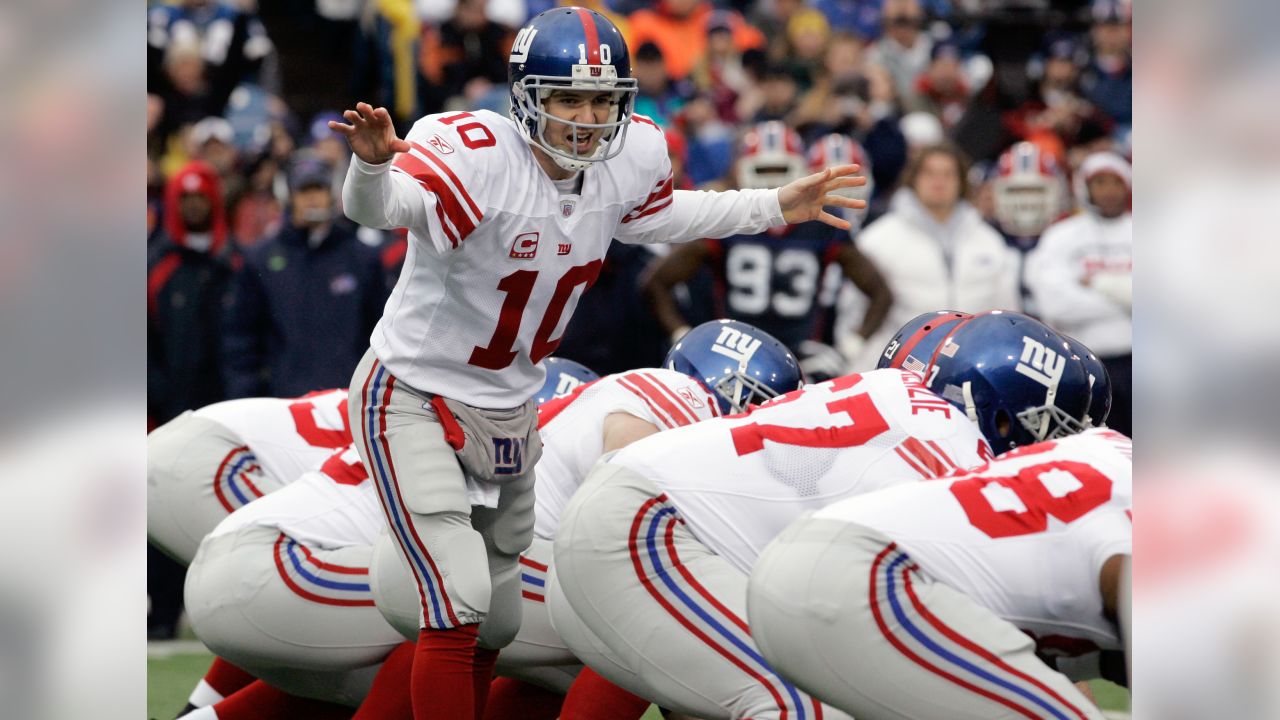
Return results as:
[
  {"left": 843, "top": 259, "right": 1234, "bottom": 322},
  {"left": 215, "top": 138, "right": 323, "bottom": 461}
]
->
[
  {"left": 341, "top": 155, "right": 430, "bottom": 233},
  {"left": 615, "top": 188, "right": 785, "bottom": 245}
]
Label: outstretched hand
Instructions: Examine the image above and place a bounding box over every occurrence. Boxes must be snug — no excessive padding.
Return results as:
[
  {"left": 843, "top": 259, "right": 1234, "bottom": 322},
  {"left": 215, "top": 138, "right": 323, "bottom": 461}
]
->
[
  {"left": 777, "top": 164, "right": 868, "bottom": 230},
  {"left": 328, "top": 102, "right": 411, "bottom": 165}
]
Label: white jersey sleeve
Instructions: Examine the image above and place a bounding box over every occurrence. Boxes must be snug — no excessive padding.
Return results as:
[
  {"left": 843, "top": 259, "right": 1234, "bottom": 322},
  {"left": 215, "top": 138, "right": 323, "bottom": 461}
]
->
[
  {"left": 533, "top": 368, "right": 720, "bottom": 540},
  {"left": 343, "top": 112, "right": 496, "bottom": 254},
  {"left": 607, "top": 369, "right": 991, "bottom": 573},
  {"left": 611, "top": 116, "right": 785, "bottom": 246},
  {"left": 817, "top": 428, "right": 1133, "bottom": 652},
  {"left": 210, "top": 444, "right": 385, "bottom": 549},
  {"left": 193, "top": 389, "right": 350, "bottom": 485}
]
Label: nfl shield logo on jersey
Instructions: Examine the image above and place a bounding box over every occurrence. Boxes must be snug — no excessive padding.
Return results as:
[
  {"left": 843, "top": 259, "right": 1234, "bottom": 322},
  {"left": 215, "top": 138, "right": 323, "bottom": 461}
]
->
[{"left": 561, "top": 200, "right": 575, "bottom": 218}]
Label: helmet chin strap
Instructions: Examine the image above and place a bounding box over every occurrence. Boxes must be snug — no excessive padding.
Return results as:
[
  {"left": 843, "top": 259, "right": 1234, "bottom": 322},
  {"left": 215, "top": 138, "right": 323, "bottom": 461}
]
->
[{"left": 961, "top": 381, "right": 980, "bottom": 424}]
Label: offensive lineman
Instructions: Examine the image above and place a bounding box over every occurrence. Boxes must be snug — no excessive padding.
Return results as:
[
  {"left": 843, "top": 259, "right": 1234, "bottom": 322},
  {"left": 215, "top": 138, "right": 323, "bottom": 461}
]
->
[
  {"left": 327, "top": 7, "right": 865, "bottom": 718},
  {"left": 361, "top": 321, "right": 803, "bottom": 719},
  {"left": 748, "top": 429, "right": 1131, "bottom": 719},
  {"left": 148, "top": 389, "right": 350, "bottom": 565},
  {"left": 547, "top": 311, "right": 1100, "bottom": 719}
]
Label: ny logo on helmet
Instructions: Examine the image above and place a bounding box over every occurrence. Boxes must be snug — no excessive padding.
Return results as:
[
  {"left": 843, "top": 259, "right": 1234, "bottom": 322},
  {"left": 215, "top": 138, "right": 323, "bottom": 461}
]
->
[
  {"left": 510, "top": 27, "right": 539, "bottom": 64},
  {"left": 1015, "top": 336, "right": 1065, "bottom": 389},
  {"left": 711, "top": 327, "right": 762, "bottom": 365}
]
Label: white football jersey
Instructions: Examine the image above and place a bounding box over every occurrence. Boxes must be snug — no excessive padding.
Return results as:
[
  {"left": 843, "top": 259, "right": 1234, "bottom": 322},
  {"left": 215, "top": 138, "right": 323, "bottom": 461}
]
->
[
  {"left": 816, "top": 428, "right": 1132, "bottom": 652},
  {"left": 607, "top": 369, "right": 992, "bottom": 573},
  {"left": 534, "top": 368, "right": 721, "bottom": 540},
  {"left": 212, "top": 445, "right": 384, "bottom": 549},
  {"left": 194, "top": 389, "right": 350, "bottom": 485},
  {"left": 349, "top": 110, "right": 783, "bottom": 408}
]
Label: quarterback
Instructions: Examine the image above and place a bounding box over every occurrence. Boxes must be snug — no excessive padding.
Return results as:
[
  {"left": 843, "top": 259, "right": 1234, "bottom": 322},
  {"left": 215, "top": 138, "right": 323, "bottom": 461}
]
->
[{"left": 326, "top": 6, "right": 865, "bottom": 718}]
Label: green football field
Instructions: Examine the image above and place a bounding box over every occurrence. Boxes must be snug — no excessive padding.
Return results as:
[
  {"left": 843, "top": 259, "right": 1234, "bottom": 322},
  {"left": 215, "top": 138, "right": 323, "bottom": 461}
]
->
[{"left": 148, "top": 644, "right": 1129, "bottom": 720}]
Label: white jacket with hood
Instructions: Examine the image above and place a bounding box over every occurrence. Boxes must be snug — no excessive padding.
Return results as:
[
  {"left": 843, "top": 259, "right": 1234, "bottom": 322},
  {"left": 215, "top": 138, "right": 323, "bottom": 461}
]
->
[
  {"left": 854, "top": 188, "right": 1021, "bottom": 369},
  {"left": 1024, "top": 152, "right": 1132, "bottom": 358}
]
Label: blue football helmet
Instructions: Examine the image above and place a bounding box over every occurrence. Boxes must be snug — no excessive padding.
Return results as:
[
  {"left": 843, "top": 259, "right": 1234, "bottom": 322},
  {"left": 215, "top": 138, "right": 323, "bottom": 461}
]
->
[
  {"left": 665, "top": 320, "right": 803, "bottom": 415},
  {"left": 877, "top": 310, "right": 972, "bottom": 374},
  {"left": 1063, "top": 334, "right": 1112, "bottom": 428},
  {"left": 508, "top": 7, "right": 638, "bottom": 171},
  {"left": 879, "top": 310, "right": 1093, "bottom": 454},
  {"left": 534, "top": 357, "right": 600, "bottom": 406}
]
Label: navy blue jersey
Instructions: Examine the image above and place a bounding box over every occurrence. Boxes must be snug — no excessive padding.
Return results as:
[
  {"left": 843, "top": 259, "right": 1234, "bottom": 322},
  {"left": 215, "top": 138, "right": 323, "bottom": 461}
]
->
[{"left": 704, "top": 221, "right": 848, "bottom": 353}]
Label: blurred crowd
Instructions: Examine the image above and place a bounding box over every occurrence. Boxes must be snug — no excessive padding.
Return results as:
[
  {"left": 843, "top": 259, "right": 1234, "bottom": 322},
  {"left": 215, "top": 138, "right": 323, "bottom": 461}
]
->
[{"left": 147, "top": 0, "right": 1132, "bottom": 638}]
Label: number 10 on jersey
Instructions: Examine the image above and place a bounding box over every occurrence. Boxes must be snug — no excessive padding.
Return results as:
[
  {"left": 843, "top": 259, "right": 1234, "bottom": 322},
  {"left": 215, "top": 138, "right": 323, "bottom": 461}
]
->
[{"left": 468, "top": 261, "right": 603, "bottom": 370}]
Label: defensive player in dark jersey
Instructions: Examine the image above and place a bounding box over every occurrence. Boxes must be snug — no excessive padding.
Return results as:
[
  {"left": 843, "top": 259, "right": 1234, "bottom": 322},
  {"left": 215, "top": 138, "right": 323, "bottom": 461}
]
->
[{"left": 643, "top": 122, "right": 892, "bottom": 359}]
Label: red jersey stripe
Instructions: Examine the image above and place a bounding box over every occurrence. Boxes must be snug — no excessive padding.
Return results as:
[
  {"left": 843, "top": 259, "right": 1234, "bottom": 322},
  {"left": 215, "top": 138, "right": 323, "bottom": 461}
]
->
[
  {"left": 410, "top": 141, "right": 482, "bottom": 220},
  {"left": 639, "top": 372, "right": 702, "bottom": 424},
  {"left": 392, "top": 154, "right": 464, "bottom": 247},
  {"left": 617, "top": 377, "right": 677, "bottom": 429},
  {"left": 902, "top": 437, "right": 948, "bottom": 478},
  {"left": 625, "top": 373, "right": 695, "bottom": 426}
]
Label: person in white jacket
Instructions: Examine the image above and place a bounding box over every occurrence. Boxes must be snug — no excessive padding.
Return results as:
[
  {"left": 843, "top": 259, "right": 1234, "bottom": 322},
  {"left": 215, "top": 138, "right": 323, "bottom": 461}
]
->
[
  {"left": 854, "top": 143, "right": 1021, "bottom": 370},
  {"left": 1025, "top": 150, "right": 1132, "bottom": 435}
]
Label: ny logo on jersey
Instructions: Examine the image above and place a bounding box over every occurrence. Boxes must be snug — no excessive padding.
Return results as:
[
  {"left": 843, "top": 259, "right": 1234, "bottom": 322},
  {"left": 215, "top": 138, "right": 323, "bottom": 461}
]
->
[
  {"left": 509, "top": 232, "right": 540, "bottom": 259},
  {"left": 557, "top": 242, "right": 572, "bottom": 255},
  {"left": 509, "top": 27, "right": 538, "bottom": 63},
  {"left": 711, "top": 327, "right": 762, "bottom": 365},
  {"left": 493, "top": 437, "right": 524, "bottom": 475},
  {"left": 427, "top": 134, "right": 454, "bottom": 155},
  {"left": 1015, "top": 336, "right": 1065, "bottom": 389}
]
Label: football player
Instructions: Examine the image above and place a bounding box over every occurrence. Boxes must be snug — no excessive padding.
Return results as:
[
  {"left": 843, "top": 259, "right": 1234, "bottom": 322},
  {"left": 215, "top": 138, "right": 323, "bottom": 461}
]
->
[
  {"left": 644, "top": 123, "right": 891, "bottom": 364},
  {"left": 546, "top": 310, "right": 1101, "bottom": 719},
  {"left": 148, "top": 389, "right": 349, "bottom": 565},
  {"left": 747, "top": 429, "right": 1131, "bottom": 720},
  {"left": 328, "top": 7, "right": 866, "bottom": 716}
]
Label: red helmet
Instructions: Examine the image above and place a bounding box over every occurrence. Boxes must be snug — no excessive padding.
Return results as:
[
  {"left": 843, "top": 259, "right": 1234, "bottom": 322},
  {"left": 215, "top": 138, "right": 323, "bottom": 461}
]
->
[
  {"left": 807, "top": 133, "right": 874, "bottom": 203},
  {"left": 736, "top": 121, "right": 807, "bottom": 190},
  {"left": 993, "top": 141, "right": 1065, "bottom": 237}
]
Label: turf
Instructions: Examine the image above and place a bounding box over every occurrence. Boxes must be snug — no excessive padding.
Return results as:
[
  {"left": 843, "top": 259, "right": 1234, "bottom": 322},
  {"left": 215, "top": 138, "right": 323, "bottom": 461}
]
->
[{"left": 148, "top": 649, "right": 1128, "bottom": 719}]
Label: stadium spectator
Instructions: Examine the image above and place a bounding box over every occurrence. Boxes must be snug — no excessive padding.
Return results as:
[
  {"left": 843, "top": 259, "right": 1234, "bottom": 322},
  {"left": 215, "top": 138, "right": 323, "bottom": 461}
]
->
[
  {"left": 913, "top": 39, "right": 972, "bottom": 128},
  {"left": 228, "top": 150, "right": 284, "bottom": 250},
  {"left": 221, "top": 155, "right": 389, "bottom": 398},
  {"left": 854, "top": 143, "right": 1020, "bottom": 369},
  {"left": 751, "top": 64, "right": 802, "bottom": 122},
  {"left": 147, "top": 0, "right": 275, "bottom": 135},
  {"left": 864, "top": 0, "right": 933, "bottom": 112},
  {"left": 688, "top": 10, "right": 753, "bottom": 122},
  {"left": 628, "top": 0, "right": 764, "bottom": 81},
  {"left": 780, "top": 7, "right": 832, "bottom": 88},
  {"left": 417, "top": 0, "right": 516, "bottom": 114},
  {"left": 1004, "top": 33, "right": 1110, "bottom": 163},
  {"left": 815, "top": 0, "right": 886, "bottom": 40},
  {"left": 1025, "top": 151, "right": 1132, "bottom": 435},
  {"left": 187, "top": 116, "right": 244, "bottom": 204},
  {"left": 676, "top": 93, "right": 737, "bottom": 187},
  {"left": 632, "top": 42, "right": 690, "bottom": 126},
  {"left": 148, "top": 160, "right": 236, "bottom": 425},
  {"left": 1081, "top": 0, "right": 1132, "bottom": 131}
]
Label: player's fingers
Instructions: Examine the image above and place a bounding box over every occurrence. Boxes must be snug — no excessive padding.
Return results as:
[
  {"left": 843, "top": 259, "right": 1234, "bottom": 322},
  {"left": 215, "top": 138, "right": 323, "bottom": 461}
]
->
[
  {"left": 825, "top": 195, "right": 867, "bottom": 209},
  {"left": 327, "top": 120, "right": 356, "bottom": 136},
  {"left": 343, "top": 109, "right": 366, "bottom": 127},
  {"left": 817, "top": 210, "right": 853, "bottom": 230},
  {"left": 828, "top": 176, "right": 868, "bottom": 190},
  {"left": 390, "top": 138, "right": 411, "bottom": 153},
  {"left": 827, "top": 163, "right": 861, "bottom": 178}
]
